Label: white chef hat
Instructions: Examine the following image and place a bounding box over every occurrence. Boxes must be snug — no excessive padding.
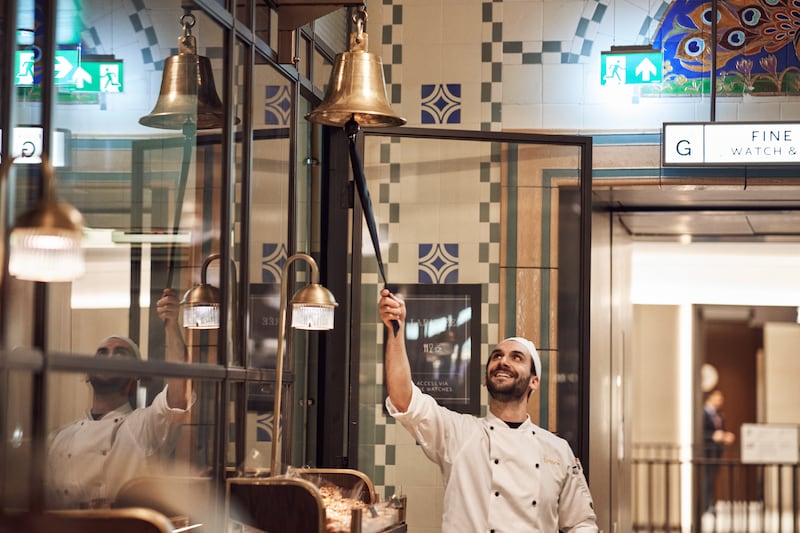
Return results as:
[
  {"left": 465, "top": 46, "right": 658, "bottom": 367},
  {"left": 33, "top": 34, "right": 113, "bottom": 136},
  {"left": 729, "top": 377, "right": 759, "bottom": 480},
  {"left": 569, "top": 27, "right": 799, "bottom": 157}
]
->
[
  {"left": 96, "top": 335, "right": 142, "bottom": 360},
  {"left": 502, "top": 336, "right": 541, "bottom": 379}
]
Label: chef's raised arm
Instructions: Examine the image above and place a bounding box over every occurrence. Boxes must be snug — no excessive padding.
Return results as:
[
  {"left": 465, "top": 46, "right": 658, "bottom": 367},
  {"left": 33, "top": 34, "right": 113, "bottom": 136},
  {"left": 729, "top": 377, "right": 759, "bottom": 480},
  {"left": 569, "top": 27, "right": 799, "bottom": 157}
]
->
[{"left": 378, "top": 289, "right": 413, "bottom": 413}]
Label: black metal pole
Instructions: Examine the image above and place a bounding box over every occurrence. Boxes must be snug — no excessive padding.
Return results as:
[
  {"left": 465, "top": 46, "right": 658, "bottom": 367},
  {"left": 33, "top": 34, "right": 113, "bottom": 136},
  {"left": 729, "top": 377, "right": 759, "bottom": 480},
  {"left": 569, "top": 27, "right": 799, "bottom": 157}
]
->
[{"left": 345, "top": 118, "right": 398, "bottom": 335}]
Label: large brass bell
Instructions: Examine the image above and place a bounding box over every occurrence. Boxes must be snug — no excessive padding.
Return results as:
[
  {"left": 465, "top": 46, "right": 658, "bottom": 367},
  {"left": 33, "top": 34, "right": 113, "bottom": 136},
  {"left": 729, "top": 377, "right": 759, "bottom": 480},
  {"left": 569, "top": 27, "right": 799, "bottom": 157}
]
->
[
  {"left": 139, "top": 13, "right": 231, "bottom": 130},
  {"left": 306, "top": 11, "right": 406, "bottom": 128}
]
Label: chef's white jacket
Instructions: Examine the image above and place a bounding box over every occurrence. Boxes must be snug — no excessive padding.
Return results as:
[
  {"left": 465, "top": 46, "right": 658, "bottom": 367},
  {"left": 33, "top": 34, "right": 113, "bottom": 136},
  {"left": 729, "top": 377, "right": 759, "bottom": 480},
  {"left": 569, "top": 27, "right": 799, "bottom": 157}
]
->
[
  {"left": 46, "top": 385, "right": 190, "bottom": 509},
  {"left": 387, "top": 385, "right": 598, "bottom": 533}
]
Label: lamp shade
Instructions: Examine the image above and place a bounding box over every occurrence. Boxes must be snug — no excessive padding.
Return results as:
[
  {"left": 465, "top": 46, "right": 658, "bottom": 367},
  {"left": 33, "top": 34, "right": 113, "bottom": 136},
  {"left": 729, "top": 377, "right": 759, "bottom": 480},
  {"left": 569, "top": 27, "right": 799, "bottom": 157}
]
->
[
  {"left": 181, "top": 283, "right": 222, "bottom": 329},
  {"left": 290, "top": 283, "right": 338, "bottom": 330},
  {"left": 8, "top": 199, "right": 85, "bottom": 282}
]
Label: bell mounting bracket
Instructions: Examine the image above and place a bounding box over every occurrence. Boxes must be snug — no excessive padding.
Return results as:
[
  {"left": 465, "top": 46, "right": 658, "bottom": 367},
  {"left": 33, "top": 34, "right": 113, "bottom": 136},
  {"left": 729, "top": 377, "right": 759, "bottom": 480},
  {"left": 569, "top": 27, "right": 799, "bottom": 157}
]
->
[{"left": 272, "top": 0, "right": 366, "bottom": 64}]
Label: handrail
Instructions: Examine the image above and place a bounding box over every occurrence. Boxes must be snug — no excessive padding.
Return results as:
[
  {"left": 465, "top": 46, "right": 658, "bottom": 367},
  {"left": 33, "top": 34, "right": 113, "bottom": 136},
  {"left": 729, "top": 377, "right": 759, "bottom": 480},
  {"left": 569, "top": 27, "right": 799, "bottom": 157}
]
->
[{"left": 631, "top": 453, "right": 799, "bottom": 532}]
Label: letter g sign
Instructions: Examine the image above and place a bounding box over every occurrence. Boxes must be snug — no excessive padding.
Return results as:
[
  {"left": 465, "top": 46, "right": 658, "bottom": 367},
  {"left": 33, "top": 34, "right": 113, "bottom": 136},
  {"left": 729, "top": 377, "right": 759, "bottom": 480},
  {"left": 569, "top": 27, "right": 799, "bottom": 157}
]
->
[{"left": 663, "top": 123, "right": 705, "bottom": 164}]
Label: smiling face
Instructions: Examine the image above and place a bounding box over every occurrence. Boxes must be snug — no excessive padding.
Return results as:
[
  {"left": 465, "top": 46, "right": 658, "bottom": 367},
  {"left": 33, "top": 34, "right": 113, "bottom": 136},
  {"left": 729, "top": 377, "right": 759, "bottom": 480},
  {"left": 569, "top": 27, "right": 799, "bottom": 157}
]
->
[{"left": 485, "top": 339, "right": 539, "bottom": 402}]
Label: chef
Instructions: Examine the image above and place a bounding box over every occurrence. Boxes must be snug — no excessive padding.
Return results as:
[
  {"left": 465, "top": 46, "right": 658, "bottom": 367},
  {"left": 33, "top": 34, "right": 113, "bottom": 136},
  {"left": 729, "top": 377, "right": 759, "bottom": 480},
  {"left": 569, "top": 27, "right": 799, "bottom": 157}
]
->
[
  {"left": 379, "top": 289, "right": 598, "bottom": 532},
  {"left": 46, "top": 289, "right": 193, "bottom": 509}
]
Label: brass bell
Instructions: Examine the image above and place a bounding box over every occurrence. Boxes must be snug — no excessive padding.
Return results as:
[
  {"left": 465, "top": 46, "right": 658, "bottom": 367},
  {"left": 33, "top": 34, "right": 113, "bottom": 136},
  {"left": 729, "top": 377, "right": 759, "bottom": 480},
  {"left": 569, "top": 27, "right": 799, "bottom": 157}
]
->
[
  {"left": 140, "top": 13, "right": 233, "bottom": 131},
  {"left": 306, "top": 15, "right": 406, "bottom": 128}
]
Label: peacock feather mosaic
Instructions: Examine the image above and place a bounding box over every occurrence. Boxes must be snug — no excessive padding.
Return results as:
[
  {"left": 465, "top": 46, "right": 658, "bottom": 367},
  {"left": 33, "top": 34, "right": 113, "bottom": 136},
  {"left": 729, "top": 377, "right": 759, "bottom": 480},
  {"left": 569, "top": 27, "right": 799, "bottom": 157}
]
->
[{"left": 652, "top": 0, "right": 800, "bottom": 94}]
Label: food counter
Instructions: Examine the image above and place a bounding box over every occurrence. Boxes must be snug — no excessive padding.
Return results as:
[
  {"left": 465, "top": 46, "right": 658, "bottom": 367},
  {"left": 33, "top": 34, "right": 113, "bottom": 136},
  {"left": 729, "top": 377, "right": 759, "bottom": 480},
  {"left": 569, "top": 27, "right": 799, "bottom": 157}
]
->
[{"left": 226, "top": 468, "right": 407, "bottom": 533}]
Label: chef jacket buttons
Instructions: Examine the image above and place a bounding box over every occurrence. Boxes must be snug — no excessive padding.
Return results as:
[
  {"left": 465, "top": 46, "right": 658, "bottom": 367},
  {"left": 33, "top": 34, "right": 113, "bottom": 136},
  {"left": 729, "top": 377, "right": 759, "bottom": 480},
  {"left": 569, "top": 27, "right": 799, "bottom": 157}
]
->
[
  {"left": 495, "top": 491, "right": 500, "bottom": 497},
  {"left": 494, "top": 459, "right": 499, "bottom": 464},
  {"left": 532, "top": 430, "right": 536, "bottom": 435},
  {"left": 535, "top": 463, "right": 540, "bottom": 468},
  {"left": 490, "top": 425, "right": 495, "bottom": 430},
  {"left": 532, "top": 499, "right": 537, "bottom": 506}
]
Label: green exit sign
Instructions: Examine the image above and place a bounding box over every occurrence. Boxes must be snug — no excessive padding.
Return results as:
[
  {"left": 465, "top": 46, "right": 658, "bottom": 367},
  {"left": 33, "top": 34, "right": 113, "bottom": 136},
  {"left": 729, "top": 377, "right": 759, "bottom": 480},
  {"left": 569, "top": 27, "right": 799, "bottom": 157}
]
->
[
  {"left": 70, "top": 61, "right": 124, "bottom": 93},
  {"left": 15, "top": 49, "right": 79, "bottom": 86},
  {"left": 601, "top": 49, "right": 662, "bottom": 86},
  {"left": 14, "top": 50, "right": 124, "bottom": 93}
]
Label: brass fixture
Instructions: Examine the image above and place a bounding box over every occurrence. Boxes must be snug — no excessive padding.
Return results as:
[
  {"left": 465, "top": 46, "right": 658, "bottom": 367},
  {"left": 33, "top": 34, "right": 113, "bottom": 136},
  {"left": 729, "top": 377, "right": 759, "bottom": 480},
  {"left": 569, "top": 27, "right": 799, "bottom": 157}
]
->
[
  {"left": 139, "top": 11, "right": 230, "bottom": 131},
  {"left": 271, "top": 253, "right": 338, "bottom": 476},
  {"left": 306, "top": 8, "right": 406, "bottom": 127},
  {"left": 305, "top": 6, "right": 403, "bottom": 331},
  {"left": 181, "top": 253, "right": 228, "bottom": 329},
  {"left": 7, "top": 157, "right": 85, "bottom": 282}
]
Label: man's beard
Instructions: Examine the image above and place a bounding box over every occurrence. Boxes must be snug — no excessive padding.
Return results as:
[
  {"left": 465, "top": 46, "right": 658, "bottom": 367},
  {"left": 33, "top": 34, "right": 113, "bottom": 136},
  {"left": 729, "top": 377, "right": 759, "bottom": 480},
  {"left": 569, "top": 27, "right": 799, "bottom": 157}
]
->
[
  {"left": 89, "top": 375, "right": 133, "bottom": 395},
  {"left": 485, "top": 368, "right": 530, "bottom": 402}
]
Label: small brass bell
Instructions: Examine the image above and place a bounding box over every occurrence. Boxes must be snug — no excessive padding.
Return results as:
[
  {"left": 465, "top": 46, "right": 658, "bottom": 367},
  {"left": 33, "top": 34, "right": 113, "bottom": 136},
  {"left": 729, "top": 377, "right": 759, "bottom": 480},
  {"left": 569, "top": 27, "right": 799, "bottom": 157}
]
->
[
  {"left": 139, "top": 13, "right": 232, "bottom": 131},
  {"left": 306, "top": 11, "right": 406, "bottom": 128}
]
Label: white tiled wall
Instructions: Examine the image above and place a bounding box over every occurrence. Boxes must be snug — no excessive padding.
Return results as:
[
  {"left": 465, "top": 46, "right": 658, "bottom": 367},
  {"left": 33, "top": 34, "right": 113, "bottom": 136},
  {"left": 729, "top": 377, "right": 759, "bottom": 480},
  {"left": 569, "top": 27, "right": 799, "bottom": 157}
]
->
[{"left": 362, "top": 0, "right": 800, "bottom": 529}]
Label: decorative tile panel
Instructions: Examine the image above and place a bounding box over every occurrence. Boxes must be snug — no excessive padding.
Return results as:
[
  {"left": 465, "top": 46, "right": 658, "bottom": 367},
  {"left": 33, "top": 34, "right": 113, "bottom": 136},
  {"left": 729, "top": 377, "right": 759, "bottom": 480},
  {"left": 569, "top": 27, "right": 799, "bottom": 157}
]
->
[
  {"left": 418, "top": 243, "right": 459, "bottom": 283},
  {"left": 481, "top": 0, "right": 504, "bottom": 131},
  {"left": 255, "top": 411, "right": 273, "bottom": 442},
  {"left": 131, "top": 2, "right": 165, "bottom": 69},
  {"left": 421, "top": 84, "right": 462, "bottom": 124},
  {"left": 264, "top": 85, "right": 291, "bottom": 125},
  {"left": 653, "top": 0, "right": 800, "bottom": 95},
  {"left": 261, "top": 243, "right": 288, "bottom": 283},
  {"left": 381, "top": 2, "right": 405, "bottom": 112}
]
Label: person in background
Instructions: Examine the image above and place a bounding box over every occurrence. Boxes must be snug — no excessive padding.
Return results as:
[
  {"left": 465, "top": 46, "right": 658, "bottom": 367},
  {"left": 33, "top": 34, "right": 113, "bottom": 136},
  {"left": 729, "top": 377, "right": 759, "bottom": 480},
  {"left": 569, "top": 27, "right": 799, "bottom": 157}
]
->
[
  {"left": 46, "top": 288, "right": 193, "bottom": 509},
  {"left": 379, "top": 288, "right": 598, "bottom": 533},
  {"left": 702, "top": 388, "right": 735, "bottom": 514}
]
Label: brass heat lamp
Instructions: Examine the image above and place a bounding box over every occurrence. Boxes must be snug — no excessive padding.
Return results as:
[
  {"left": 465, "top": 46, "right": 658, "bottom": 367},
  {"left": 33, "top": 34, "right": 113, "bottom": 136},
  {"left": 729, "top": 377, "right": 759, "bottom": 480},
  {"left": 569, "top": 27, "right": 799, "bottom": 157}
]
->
[
  {"left": 181, "top": 253, "right": 224, "bottom": 329},
  {"left": 7, "top": 157, "right": 85, "bottom": 282}
]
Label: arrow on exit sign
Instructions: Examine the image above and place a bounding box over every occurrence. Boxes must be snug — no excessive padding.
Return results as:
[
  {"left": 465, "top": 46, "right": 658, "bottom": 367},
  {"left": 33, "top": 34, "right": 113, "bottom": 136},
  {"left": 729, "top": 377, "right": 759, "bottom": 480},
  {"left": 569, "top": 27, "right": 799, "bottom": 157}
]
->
[{"left": 600, "top": 49, "right": 662, "bottom": 86}]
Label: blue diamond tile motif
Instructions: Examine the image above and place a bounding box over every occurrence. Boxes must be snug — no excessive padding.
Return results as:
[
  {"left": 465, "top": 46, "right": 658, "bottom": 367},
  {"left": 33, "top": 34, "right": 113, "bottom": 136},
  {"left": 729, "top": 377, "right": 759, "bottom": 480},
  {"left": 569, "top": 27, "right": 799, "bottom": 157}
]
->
[
  {"left": 421, "top": 84, "right": 461, "bottom": 124},
  {"left": 418, "top": 243, "right": 459, "bottom": 283},
  {"left": 256, "top": 411, "right": 274, "bottom": 442},
  {"left": 264, "top": 85, "right": 291, "bottom": 125},
  {"left": 262, "top": 243, "right": 288, "bottom": 282}
]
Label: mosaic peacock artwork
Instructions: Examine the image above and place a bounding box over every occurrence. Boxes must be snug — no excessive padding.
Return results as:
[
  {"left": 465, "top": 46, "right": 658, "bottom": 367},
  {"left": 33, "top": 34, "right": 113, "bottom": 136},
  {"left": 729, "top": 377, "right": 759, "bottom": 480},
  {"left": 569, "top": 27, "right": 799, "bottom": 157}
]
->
[{"left": 651, "top": 0, "right": 800, "bottom": 94}]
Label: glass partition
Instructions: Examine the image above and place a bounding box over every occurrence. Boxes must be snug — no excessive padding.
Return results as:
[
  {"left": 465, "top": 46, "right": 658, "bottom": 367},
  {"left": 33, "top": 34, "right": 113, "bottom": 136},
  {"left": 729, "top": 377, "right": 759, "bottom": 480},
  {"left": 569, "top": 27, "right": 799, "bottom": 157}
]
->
[
  {"left": 0, "top": 0, "right": 289, "bottom": 514},
  {"left": 355, "top": 128, "right": 592, "bottom": 501},
  {"left": 0, "top": 0, "right": 345, "bottom": 514},
  {"left": 44, "top": 1, "right": 229, "bottom": 353},
  {"left": 44, "top": 370, "right": 219, "bottom": 510},
  {"left": 241, "top": 44, "right": 293, "bottom": 474},
  {"left": 37, "top": 0, "right": 230, "bottom": 511},
  {"left": 2, "top": 368, "right": 35, "bottom": 510}
]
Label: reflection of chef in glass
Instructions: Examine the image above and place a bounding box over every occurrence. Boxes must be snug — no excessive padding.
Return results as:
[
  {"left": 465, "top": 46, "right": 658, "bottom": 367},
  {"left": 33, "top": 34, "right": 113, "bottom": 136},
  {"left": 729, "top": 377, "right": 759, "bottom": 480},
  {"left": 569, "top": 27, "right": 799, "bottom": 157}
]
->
[{"left": 46, "top": 289, "right": 193, "bottom": 509}]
